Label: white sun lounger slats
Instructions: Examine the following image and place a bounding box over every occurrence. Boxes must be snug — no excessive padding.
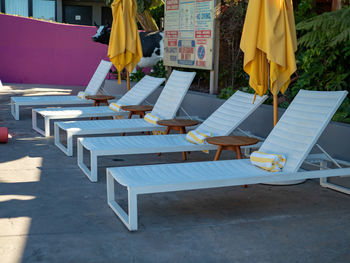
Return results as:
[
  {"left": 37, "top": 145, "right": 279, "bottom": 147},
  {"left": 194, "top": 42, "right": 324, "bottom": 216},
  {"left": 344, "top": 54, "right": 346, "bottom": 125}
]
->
[
  {"left": 10, "top": 60, "right": 112, "bottom": 120},
  {"left": 106, "top": 90, "right": 348, "bottom": 230},
  {"left": 196, "top": 91, "right": 266, "bottom": 135},
  {"left": 32, "top": 76, "right": 165, "bottom": 137},
  {"left": 54, "top": 70, "right": 196, "bottom": 156},
  {"left": 78, "top": 91, "right": 267, "bottom": 182},
  {"left": 259, "top": 90, "right": 347, "bottom": 173},
  {"left": 149, "top": 71, "right": 196, "bottom": 119},
  {"left": 111, "top": 76, "right": 165, "bottom": 105},
  {"left": 83, "top": 60, "right": 113, "bottom": 95}
]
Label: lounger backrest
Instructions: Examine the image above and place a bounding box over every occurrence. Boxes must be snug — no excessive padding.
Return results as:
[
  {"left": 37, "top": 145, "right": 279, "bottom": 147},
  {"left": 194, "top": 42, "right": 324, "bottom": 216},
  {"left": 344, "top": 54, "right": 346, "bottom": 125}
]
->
[
  {"left": 116, "top": 76, "right": 165, "bottom": 106},
  {"left": 84, "top": 60, "right": 113, "bottom": 95},
  {"left": 259, "top": 90, "right": 347, "bottom": 173},
  {"left": 196, "top": 91, "right": 267, "bottom": 135},
  {"left": 151, "top": 70, "right": 196, "bottom": 119}
]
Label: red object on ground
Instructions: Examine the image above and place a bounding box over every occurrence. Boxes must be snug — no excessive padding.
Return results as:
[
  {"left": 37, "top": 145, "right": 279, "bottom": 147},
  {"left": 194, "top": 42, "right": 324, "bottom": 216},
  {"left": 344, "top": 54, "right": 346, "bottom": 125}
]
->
[{"left": 0, "top": 127, "right": 8, "bottom": 143}]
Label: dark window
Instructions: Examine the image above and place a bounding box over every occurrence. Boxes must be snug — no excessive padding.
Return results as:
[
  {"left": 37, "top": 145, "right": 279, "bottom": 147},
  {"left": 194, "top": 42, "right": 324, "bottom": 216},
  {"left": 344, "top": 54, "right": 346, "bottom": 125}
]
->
[
  {"left": 63, "top": 5, "right": 92, "bottom": 26},
  {"left": 1, "top": 0, "right": 5, "bottom": 13},
  {"left": 101, "top": 6, "right": 112, "bottom": 26}
]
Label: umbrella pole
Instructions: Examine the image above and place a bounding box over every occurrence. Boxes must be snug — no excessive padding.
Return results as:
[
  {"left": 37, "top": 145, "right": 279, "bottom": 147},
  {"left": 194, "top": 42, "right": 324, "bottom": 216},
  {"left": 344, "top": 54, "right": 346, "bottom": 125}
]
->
[
  {"left": 127, "top": 70, "right": 130, "bottom": 91},
  {"left": 267, "top": 60, "right": 278, "bottom": 126},
  {"left": 273, "top": 94, "right": 278, "bottom": 126}
]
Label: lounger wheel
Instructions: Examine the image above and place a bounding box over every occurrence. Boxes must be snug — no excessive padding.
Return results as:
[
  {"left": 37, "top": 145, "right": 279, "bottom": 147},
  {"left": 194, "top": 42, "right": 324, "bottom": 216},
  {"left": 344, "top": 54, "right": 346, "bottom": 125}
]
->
[{"left": 0, "top": 127, "right": 8, "bottom": 143}]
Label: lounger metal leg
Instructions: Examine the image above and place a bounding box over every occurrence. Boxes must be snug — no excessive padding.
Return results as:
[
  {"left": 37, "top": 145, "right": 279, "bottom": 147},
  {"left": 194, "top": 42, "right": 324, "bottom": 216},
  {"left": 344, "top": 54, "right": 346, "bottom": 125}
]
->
[
  {"left": 67, "top": 132, "right": 73, "bottom": 156},
  {"left": 11, "top": 100, "right": 20, "bottom": 120},
  {"left": 89, "top": 153, "right": 98, "bottom": 182},
  {"left": 15, "top": 104, "right": 20, "bottom": 120},
  {"left": 32, "top": 110, "right": 47, "bottom": 137},
  {"left": 45, "top": 117, "right": 50, "bottom": 137},
  {"left": 77, "top": 139, "right": 95, "bottom": 181},
  {"left": 11, "top": 99, "right": 17, "bottom": 120},
  {"left": 107, "top": 171, "right": 138, "bottom": 231},
  {"left": 128, "top": 189, "right": 138, "bottom": 230},
  {"left": 54, "top": 124, "right": 72, "bottom": 156},
  {"left": 320, "top": 160, "right": 350, "bottom": 195}
]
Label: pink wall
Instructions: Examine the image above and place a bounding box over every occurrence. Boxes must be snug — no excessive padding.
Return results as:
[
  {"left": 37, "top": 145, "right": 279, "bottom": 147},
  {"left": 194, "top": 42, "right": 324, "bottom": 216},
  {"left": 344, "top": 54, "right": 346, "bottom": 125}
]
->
[{"left": 0, "top": 14, "right": 110, "bottom": 86}]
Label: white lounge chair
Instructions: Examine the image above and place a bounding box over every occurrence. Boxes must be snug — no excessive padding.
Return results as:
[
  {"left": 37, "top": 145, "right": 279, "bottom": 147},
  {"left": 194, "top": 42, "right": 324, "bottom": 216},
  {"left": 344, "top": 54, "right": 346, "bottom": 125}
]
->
[
  {"left": 32, "top": 76, "right": 165, "bottom": 137},
  {"left": 78, "top": 91, "right": 268, "bottom": 182},
  {"left": 106, "top": 90, "right": 349, "bottom": 231},
  {"left": 10, "top": 60, "right": 113, "bottom": 120},
  {"left": 54, "top": 70, "right": 196, "bottom": 156}
]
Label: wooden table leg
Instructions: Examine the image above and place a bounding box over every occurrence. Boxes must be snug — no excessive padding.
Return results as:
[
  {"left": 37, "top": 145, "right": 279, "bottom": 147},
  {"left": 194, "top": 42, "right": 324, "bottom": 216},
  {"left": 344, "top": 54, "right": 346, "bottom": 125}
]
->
[
  {"left": 234, "top": 146, "right": 247, "bottom": 187},
  {"left": 122, "top": 112, "right": 134, "bottom": 136},
  {"left": 158, "top": 127, "right": 171, "bottom": 157},
  {"left": 182, "top": 151, "right": 187, "bottom": 161},
  {"left": 213, "top": 146, "right": 223, "bottom": 161},
  {"left": 179, "top": 127, "right": 187, "bottom": 160},
  {"left": 235, "top": 146, "right": 242, "bottom": 159}
]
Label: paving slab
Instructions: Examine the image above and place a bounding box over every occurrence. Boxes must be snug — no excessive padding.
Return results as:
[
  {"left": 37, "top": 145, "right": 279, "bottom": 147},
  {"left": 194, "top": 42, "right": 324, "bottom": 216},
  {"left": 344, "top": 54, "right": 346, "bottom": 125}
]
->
[{"left": 0, "top": 83, "right": 349, "bottom": 263}]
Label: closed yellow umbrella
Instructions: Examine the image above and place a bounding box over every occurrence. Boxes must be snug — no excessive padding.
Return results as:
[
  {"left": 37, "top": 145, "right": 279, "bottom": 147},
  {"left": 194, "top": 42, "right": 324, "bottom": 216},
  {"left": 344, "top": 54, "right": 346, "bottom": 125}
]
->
[
  {"left": 240, "top": 0, "right": 297, "bottom": 125},
  {"left": 108, "top": 0, "right": 143, "bottom": 89}
]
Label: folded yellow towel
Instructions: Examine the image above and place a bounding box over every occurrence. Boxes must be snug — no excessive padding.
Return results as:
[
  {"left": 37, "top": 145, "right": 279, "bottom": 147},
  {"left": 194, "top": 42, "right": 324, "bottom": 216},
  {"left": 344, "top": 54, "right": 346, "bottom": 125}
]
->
[
  {"left": 144, "top": 113, "right": 166, "bottom": 135},
  {"left": 109, "top": 102, "right": 124, "bottom": 112},
  {"left": 250, "top": 151, "right": 286, "bottom": 172},
  {"left": 77, "top": 91, "right": 86, "bottom": 99},
  {"left": 186, "top": 130, "right": 212, "bottom": 144},
  {"left": 144, "top": 113, "right": 160, "bottom": 124},
  {"left": 186, "top": 130, "right": 212, "bottom": 153}
]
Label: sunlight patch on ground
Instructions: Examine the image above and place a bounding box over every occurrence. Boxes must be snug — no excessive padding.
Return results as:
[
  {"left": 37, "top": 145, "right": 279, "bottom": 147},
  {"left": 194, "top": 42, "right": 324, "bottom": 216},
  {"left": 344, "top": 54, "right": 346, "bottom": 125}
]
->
[
  {"left": 0, "top": 217, "right": 31, "bottom": 263},
  {"left": 0, "top": 157, "right": 42, "bottom": 183},
  {"left": 0, "top": 195, "right": 36, "bottom": 202},
  {"left": 0, "top": 84, "right": 73, "bottom": 96}
]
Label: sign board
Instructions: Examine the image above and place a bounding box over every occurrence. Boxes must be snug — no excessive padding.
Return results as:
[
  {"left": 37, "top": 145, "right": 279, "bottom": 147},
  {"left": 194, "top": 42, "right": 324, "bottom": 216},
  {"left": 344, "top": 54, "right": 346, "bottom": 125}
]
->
[{"left": 164, "top": 0, "right": 215, "bottom": 70}]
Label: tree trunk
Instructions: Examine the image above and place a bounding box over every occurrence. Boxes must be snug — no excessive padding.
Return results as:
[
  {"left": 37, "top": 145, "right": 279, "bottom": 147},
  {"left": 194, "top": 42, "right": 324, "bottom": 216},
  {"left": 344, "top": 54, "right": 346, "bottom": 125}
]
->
[
  {"left": 331, "top": 0, "right": 343, "bottom": 10},
  {"left": 136, "top": 10, "right": 159, "bottom": 31}
]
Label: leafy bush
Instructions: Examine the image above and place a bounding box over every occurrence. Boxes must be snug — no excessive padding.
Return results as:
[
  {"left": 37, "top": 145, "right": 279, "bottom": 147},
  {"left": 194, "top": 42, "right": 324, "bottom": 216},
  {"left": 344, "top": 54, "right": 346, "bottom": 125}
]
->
[
  {"left": 130, "top": 60, "right": 168, "bottom": 82},
  {"left": 149, "top": 60, "right": 167, "bottom": 78},
  {"left": 129, "top": 68, "right": 145, "bottom": 82},
  {"left": 218, "top": 86, "right": 255, "bottom": 99},
  {"left": 293, "top": 7, "right": 350, "bottom": 123}
]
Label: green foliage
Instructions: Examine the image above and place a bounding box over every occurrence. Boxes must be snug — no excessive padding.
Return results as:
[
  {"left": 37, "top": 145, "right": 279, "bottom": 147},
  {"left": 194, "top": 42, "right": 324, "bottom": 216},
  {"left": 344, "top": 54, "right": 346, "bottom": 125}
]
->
[
  {"left": 332, "top": 98, "right": 350, "bottom": 123},
  {"left": 217, "top": 86, "right": 255, "bottom": 100},
  {"left": 149, "top": 3, "right": 164, "bottom": 29},
  {"left": 130, "top": 60, "right": 167, "bottom": 82},
  {"left": 129, "top": 68, "right": 145, "bottom": 82},
  {"left": 218, "top": 86, "right": 235, "bottom": 100},
  {"left": 293, "top": 7, "right": 350, "bottom": 123},
  {"left": 136, "top": 0, "right": 163, "bottom": 13},
  {"left": 294, "top": 0, "right": 315, "bottom": 24},
  {"left": 149, "top": 60, "right": 167, "bottom": 78},
  {"left": 297, "top": 7, "right": 350, "bottom": 48}
]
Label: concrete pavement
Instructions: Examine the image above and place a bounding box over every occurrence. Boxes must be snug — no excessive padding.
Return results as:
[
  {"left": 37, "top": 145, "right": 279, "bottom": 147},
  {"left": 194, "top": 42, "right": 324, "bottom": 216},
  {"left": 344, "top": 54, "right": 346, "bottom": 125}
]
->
[{"left": 0, "top": 83, "right": 349, "bottom": 263}]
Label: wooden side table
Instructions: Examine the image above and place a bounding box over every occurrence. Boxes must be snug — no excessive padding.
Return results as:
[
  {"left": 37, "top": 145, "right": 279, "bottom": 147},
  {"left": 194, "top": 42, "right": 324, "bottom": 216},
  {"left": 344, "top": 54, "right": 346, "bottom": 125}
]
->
[
  {"left": 157, "top": 119, "right": 200, "bottom": 160},
  {"left": 157, "top": 119, "right": 200, "bottom": 135},
  {"left": 206, "top": 136, "right": 259, "bottom": 161},
  {"left": 206, "top": 136, "right": 259, "bottom": 188},
  {"left": 120, "top": 105, "right": 153, "bottom": 136},
  {"left": 121, "top": 105, "right": 153, "bottom": 119},
  {"left": 85, "top": 95, "right": 115, "bottom": 106},
  {"left": 85, "top": 95, "right": 115, "bottom": 120}
]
